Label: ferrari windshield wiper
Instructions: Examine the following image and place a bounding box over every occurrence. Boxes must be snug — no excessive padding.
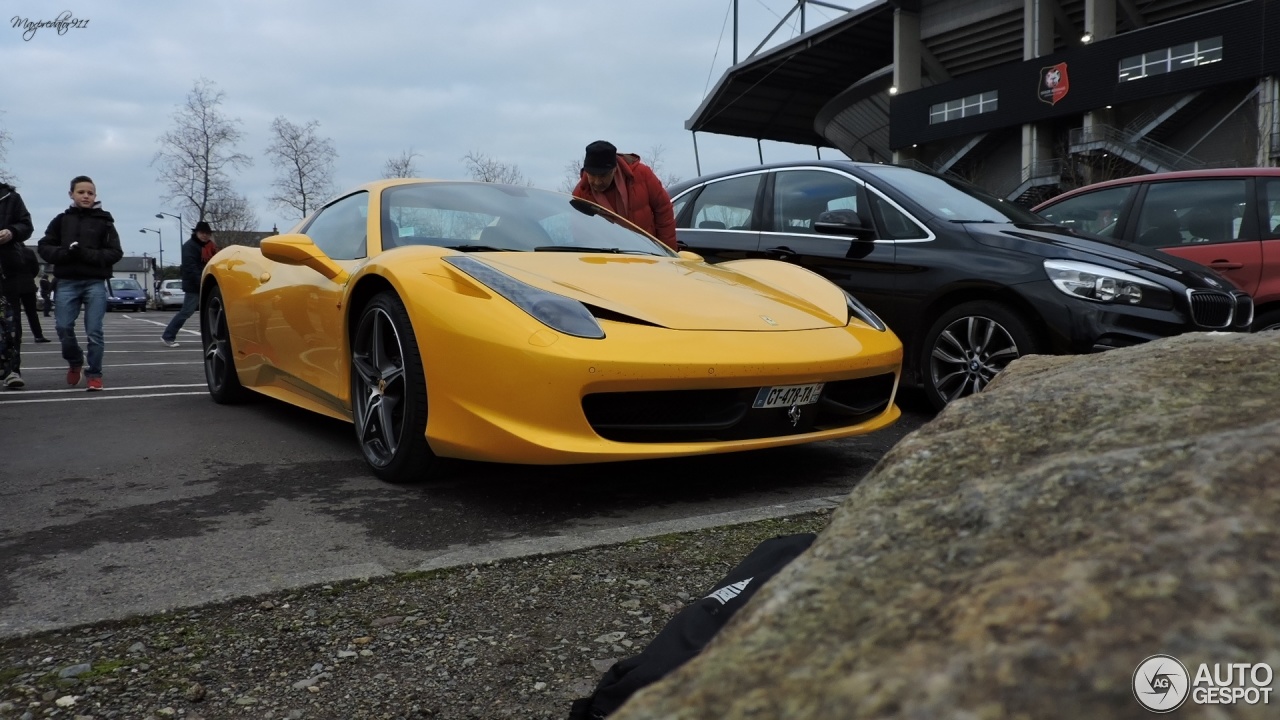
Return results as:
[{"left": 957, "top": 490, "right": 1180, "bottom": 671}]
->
[
  {"left": 450, "top": 244, "right": 512, "bottom": 252},
  {"left": 534, "top": 246, "right": 653, "bottom": 255}
]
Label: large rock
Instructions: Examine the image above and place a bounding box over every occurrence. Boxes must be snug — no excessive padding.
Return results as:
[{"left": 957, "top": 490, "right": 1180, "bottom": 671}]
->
[{"left": 613, "top": 332, "right": 1280, "bottom": 719}]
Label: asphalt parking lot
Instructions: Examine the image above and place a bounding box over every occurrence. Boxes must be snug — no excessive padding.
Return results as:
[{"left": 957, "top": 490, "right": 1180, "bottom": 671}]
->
[{"left": 0, "top": 309, "right": 932, "bottom": 639}]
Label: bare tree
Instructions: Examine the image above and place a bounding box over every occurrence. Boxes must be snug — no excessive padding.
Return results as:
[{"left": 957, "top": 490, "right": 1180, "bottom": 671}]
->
[
  {"left": 0, "top": 116, "right": 14, "bottom": 185},
  {"left": 204, "top": 192, "right": 260, "bottom": 238},
  {"left": 382, "top": 149, "right": 421, "bottom": 179},
  {"left": 265, "top": 116, "right": 338, "bottom": 220},
  {"left": 462, "top": 150, "right": 530, "bottom": 185},
  {"left": 559, "top": 159, "right": 583, "bottom": 193},
  {"left": 152, "top": 78, "right": 253, "bottom": 224}
]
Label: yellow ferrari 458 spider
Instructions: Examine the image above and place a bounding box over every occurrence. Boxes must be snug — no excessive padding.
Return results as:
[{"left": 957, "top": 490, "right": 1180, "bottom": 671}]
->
[{"left": 200, "top": 179, "right": 903, "bottom": 482}]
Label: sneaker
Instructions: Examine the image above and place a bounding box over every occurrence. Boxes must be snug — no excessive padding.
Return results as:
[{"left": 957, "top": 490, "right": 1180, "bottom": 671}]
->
[
  {"left": 67, "top": 365, "right": 82, "bottom": 386},
  {"left": 2, "top": 372, "right": 24, "bottom": 389},
  {"left": 34, "top": 337, "right": 51, "bottom": 344},
  {"left": 86, "top": 377, "right": 103, "bottom": 392},
  {"left": 162, "top": 338, "right": 180, "bottom": 348}
]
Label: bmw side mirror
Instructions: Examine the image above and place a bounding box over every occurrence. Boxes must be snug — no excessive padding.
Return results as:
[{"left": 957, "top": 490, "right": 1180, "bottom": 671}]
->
[{"left": 814, "top": 210, "right": 875, "bottom": 240}]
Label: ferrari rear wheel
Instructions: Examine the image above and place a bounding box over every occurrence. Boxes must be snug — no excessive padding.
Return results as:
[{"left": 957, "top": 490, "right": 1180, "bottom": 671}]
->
[
  {"left": 202, "top": 285, "right": 249, "bottom": 404},
  {"left": 351, "top": 291, "right": 435, "bottom": 483}
]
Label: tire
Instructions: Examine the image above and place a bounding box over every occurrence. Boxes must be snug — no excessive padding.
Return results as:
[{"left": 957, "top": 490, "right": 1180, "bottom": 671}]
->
[
  {"left": 201, "top": 285, "right": 250, "bottom": 404},
  {"left": 921, "top": 300, "right": 1043, "bottom": 410},
  {"left": 1253, "top": 308, "right": 1280, "bottom": 332},
  {"left": 350, "top": 291, "right": 437, "bottom": 483}
]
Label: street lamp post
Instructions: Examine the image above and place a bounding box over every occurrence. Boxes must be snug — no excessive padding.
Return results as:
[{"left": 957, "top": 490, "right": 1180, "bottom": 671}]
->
[
  {"left": 155, "top": 212, "right": 183, "bottom": 271},
  {"left": 140, "top": 228, "right": 162, "bottom": 308}
]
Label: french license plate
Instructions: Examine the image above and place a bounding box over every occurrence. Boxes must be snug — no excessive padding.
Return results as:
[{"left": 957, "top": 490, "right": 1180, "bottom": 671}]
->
[{"left": 752, "top": 382, "right": 825, "bottom": 409}]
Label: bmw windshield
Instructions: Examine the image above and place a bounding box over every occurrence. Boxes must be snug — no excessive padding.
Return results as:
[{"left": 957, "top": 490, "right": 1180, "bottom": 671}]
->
[
  {"left": 862, "top": 165, "right": 1048, "bottom": 225},
  {"left": 381, "top": 182, "right": 673, "bottom": 256}
]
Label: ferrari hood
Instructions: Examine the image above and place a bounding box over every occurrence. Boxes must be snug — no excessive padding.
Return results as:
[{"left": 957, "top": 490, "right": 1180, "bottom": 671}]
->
[{"left": 465, "top": 252, "right": 847, "bottom": 331}]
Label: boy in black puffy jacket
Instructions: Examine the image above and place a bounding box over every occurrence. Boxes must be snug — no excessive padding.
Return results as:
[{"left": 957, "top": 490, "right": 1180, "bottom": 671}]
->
[{"left": 37, "top": 176, "right": 123, "bottom": 391}]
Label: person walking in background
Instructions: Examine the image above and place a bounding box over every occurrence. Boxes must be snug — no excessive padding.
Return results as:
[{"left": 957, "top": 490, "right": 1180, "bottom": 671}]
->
[
  {"left": 15, "top": 245, "right": 51, "bottom": 344},
  {"left": 571, "top": 140, "right": 678, "bottom": 251},
  {"left": 37, "top": 175, "right": 123, "bottom": 392},
  {"left": 39, "top": 273, "right": 53, "bottom": 317},
  {"left": 0, "top": 180, "right": 35, "bottom": 388},
  {"left": 161, "top": 220, "right": 218, "bottom": 347}
]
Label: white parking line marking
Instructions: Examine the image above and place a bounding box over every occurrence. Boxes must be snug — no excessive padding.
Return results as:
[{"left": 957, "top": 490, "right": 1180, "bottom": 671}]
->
[
  {"left": 124, "top": 316, "right": 200, "bottom": 334},
  {"left": 11, "top": 383, "right": 205, "bottom": 395},
  {"left": 0, "top": 391, "right": 208, "bottom": 405},
  {"left": 23, "top": 361, "right": 203, "bottom": 370},
  {"left": 24, "top": 350, "right": 201, "bottom": 354}
]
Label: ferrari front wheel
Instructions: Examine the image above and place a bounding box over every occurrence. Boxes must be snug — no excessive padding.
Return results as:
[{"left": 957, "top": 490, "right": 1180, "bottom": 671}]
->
[
  {"left": 202, "top": 285, "right": 249, "bottom": 404},
  {"left": 350, "top": 291, "right": 436, "bottom": 483}
]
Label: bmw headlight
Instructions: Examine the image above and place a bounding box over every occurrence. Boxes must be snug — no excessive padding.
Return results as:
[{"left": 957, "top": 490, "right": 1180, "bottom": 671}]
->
[
  {"left": 1044, "top": 260, "right": 1173, "bottom": 310},
  {"left": 444, "top": 256, "right": 605, "bottom": 339},
  {"left": 844, "top": 290, "right": 887, "bottom": 331}
]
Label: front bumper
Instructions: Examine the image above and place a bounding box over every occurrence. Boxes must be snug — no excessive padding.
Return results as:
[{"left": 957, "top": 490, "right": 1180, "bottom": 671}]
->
[
  {"left": 1019, "top": 281, "right": 1252, "bottom": 354},
  {"left": 419, "top": 319, "right": 904, "bottom": 465}
]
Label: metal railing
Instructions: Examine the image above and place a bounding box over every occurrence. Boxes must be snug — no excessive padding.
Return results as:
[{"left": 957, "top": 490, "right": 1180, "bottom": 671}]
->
[
  {"left": 993, "top": 159, "right": 1063, "bottom": 200},
  {"left": 1069, "top": 124, "right": 1205, "bottom": 172}
]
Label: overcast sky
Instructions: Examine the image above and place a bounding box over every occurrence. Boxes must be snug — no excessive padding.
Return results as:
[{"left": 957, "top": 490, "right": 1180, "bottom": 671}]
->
[{"left": 2, "top": 1, "right": 868, "bottom": 263}]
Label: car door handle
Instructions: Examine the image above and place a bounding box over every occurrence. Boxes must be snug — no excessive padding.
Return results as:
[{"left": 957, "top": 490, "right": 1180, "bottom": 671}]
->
[
  {"left": 1208, "top": 261, "right": 1243, "bottom": 270},
  {"left": 764, "top": 246, "right": 796, "bottom": 259}
]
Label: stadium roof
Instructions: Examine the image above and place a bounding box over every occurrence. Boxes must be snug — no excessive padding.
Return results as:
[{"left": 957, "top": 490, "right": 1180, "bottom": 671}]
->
[{"left": 685, "top": 0, "right": 901, "bottom": 147}]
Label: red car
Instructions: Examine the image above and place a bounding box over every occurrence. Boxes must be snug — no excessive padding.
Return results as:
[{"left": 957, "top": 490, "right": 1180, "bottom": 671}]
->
[{"left": 1033, "top": 168, "right": 1280, "bottom": 331}]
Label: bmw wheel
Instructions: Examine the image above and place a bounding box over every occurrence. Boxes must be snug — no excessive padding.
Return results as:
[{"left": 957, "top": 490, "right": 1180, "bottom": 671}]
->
[
  {"left": 202, "top": 285, "right": 249, "bottom": 404},
  {"left": 921, "top": 300, "right": 1042, "bottom": 410},
  {"left": 1253, "top": 309, "right": 1280, "bottom": 332},
  {"left": 350, "top": 291, "right": 436, "bottom": 483}
]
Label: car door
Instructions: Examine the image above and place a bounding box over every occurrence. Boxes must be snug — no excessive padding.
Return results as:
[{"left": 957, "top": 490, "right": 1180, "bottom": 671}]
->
[
  {"left": 254, "top": 191, "right": 368, "bottom": 411},
  {"left": 1254, "top": 176, "right": 1280, "bottom": 308},
  {"left": 1128, "top": 178, "right": 1261, "bottom": 295},
  {"left": 672, "top": 171, "right": 764, "bottom": 262},
  {"left": 760, "top": 167, "right": 903, "bottom": 331}
]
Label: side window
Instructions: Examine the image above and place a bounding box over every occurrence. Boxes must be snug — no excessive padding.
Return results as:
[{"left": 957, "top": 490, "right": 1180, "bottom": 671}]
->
[
  {"left": 689, "top": 174, "right": 761, "bottom": 230},
  {"left": 1263, "top": 178, "right": 1280, "bottom": 238},
  {"left": 1135, "top": 180, "right": 1248, "bottom": 248},
  {"left": 304, "top": 192, "right": 369, "bottom": 260},
  {"left": 867, "top": 189, "right": 928, "bottom": 240},
  {"left": 1037, "top": 186, "right": 1133, "bottom": 238},
  {"left": 772, "top": 170, "right": 861, "bottom": 234},
  {"left": 671, "top": 193, "right": 691, "bottom": 224}
]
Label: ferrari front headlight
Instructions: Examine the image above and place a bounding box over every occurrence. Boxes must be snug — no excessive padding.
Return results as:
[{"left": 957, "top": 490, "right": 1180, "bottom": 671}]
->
[
  {"left": 844, "top": 290, "right": 887, "bottom": 331},
  {"left": 444, "top": 256, "right": 605, "bottom": 339},
  {"left": 1044, "top": 260, "right": 1173, "bottom": 310}
]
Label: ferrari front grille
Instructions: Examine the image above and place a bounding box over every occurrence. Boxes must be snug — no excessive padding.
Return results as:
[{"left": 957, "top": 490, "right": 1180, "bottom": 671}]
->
[{"left": 581, "top": 373, "right": 896, "bottom": 443}]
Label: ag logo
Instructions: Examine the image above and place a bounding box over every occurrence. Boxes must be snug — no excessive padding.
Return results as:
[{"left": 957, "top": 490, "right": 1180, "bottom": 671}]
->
[{"left": 1134, "top": 654, "right": 1190, "bottom": 712}]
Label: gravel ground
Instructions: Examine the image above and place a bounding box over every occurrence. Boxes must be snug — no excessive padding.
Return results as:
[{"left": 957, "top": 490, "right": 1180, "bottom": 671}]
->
[{"left": 0, "top": 511, "right": 831, "bottom": 720}]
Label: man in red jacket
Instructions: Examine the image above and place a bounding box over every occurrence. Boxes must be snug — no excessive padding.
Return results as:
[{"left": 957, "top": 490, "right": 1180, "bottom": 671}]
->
[{"left": 572, "top": 140, "right": 678, "bottom": 250}]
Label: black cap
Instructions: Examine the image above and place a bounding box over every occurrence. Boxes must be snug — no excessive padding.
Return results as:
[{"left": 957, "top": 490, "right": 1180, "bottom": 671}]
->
[
  {"left": 583, "top": 140, "right": 618, "bottom": 174},
  {"left": 194, "top": 221, "right": 214, "bottom": 233}
]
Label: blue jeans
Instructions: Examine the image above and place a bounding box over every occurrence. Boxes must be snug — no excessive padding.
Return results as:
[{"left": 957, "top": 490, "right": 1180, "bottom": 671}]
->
[
  {"left": 163, "top": 292, "right": 200, "bottom": 342},
  {"left": 55, "top": 278, "right": 107, "bottom": 378}
]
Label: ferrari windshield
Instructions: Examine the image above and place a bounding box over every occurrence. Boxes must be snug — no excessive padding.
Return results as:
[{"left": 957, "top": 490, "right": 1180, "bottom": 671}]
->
[
  {"left": 381, "top": 182, "right": 673, "bottom": 256},
  {"left": 861, "top": 165, "right": 1046, "bottom": 224}
]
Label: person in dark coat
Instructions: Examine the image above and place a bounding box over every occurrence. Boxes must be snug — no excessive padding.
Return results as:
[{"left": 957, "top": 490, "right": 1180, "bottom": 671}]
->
[
  {"left": 37, "top": 176, "right": 123, "bottom": 391},
  {"left": 0, "top": 181, "right": 35, "bottom": 388},
  {"left": 12, "top": 245, "right": 50, "bottom": 344},
  {"left": 571, "top": 140, "right": 678, "bottom": 250},
  {"left": 161, "top": 220, "right": 218, "bottom": 347},
  {"left": 39, "top": 273, "right": 52, "bottom": 317}
]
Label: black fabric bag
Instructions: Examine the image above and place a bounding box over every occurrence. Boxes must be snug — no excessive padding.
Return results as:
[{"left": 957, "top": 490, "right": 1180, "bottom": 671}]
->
[{"left": 567, "top": 532, "right": 816, "bottom": 720}]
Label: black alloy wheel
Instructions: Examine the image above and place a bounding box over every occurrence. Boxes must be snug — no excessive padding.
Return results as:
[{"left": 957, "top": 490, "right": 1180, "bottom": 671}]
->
[
  {"left": 202, "top": 285, "right": 249, "bottom": 404},
  {"left": 350, "top": 291, "right": 435, "bottom": 483},
  {"left": 921, "top": 300, "right": 1042, "bottom": 410},
  {"left": 1253, "top": 309, "right": 1280, "bottom": 332}
]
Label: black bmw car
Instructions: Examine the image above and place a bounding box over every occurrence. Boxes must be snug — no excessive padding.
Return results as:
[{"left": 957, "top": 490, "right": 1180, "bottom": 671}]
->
[{"left": 668, "top": 161, "right": 1253, "bottom": 409}]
